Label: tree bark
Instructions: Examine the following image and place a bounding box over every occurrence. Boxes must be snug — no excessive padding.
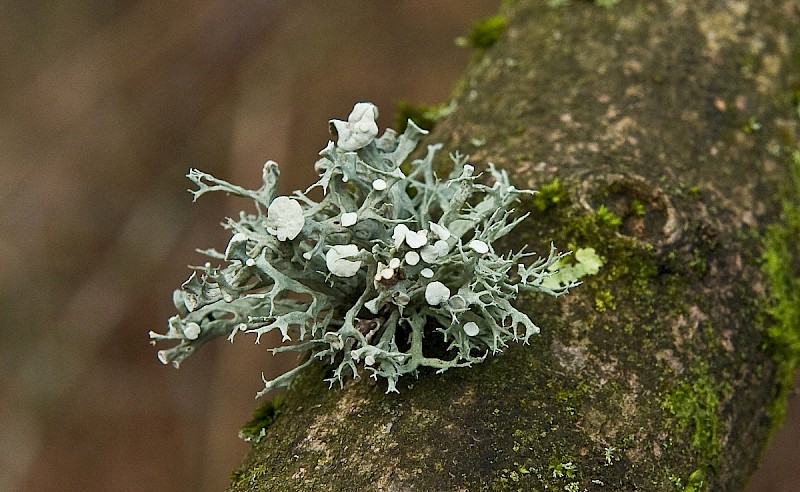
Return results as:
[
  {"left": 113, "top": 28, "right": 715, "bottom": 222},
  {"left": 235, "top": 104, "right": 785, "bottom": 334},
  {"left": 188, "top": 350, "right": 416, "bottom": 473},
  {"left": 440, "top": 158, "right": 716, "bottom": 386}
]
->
[{"left": 229, "top": 0, "right": 800, "bottom": 490}]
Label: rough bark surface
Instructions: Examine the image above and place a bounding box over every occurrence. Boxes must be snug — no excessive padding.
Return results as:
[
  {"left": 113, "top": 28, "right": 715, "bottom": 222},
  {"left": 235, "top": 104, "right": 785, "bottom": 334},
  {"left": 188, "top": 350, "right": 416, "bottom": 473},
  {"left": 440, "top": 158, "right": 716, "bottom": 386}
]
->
[{"left": 229, "top": 1, "right": 800, "bottom": 490}]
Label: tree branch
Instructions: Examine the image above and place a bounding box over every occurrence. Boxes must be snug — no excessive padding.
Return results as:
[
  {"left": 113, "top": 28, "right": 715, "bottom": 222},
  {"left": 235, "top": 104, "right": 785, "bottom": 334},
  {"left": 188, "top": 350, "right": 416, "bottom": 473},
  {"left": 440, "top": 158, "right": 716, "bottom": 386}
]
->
[{"left": 229, "top": 0, "right": 800, "bottom": 490}]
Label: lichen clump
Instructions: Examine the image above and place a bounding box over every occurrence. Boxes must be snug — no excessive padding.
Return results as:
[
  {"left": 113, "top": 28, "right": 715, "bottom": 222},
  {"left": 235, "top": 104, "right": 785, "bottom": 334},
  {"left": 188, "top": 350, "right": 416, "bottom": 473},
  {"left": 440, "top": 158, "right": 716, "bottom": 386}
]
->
[{"left": 150, "top": 103, "right": 574, "bottom": 395}]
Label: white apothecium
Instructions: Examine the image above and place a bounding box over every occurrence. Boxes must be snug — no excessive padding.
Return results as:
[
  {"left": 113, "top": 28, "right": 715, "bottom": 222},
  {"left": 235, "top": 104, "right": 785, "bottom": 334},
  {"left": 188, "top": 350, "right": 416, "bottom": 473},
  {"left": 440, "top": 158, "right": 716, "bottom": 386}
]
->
[
  {"left": 266, "top": 197, "right": 305, "bottom": 241},
  {"left": 463, "top": 322, "right": 480, "bottom": 337},
  {"left": 325, "top": 244, "right": 362, "bottom": 277},
  {"left": 329, "top": 102, "right": 379, "bottom": 152},
  {"left": 425, "top": 281, "right": 451, "bottom": 306}
]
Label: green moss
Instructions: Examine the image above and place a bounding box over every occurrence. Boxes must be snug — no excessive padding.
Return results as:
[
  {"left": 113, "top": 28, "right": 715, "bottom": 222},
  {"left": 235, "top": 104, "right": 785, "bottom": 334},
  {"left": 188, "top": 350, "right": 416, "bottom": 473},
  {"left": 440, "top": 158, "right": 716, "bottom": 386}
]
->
[
  {"left": 670, "top": 469, "right": 705, "bottom": 492},
  {"left": 457, "top": 14, "right": 508, "bottom": 50},
  {"left": 532, "top": 178, "right": 567, "bottom": 212},
  {"left": 549, "top": 460, "right": 577, "bottom": 480},
  {"left": 687, "top": 248, "right": 710, "bottom": 277},
  {"left": 486, "top": 184, "right": 685, "bottom": 490},
  {"left": 230, "top": 464, "right": 267, "bottom": 488},
  {"left": 683, "top": 469, "right": 706, "bottom": 492},
  {"left": 238, "top": 395, "right": 285, "bottom": 443},
  {"left": 393, "top": 99, "right": 458, "bottom": 134},
  {"left": 594, "top": 290, "right": 615, "bottom": 312},
  {"left": 595, "top": 204, "right": 622, "bottom": 229},
  {"left": 629, "top": 198, "right": 646, "bottom": 218},
  {"left": 394, "top": 101, "right": 439, "bottom": 133},
  {"left": 532, "top": 180, "right": 660, "bottom": 328},
  {"left": 549, "top": 378, "right": 590, "bottom": 407},
  {"left": 661, "top": 367, "right": 726, "bottom": 463},
  {"left": 762, "top": 148, "right": 800, "bottom": 426}
]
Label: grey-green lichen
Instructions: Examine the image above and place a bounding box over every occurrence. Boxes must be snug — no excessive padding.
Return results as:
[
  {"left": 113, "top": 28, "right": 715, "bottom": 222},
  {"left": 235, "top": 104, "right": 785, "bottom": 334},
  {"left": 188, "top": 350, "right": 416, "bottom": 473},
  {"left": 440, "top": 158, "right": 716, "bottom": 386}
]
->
[{"left": 151, "top": 103, "right": 575, "bottom": 396}]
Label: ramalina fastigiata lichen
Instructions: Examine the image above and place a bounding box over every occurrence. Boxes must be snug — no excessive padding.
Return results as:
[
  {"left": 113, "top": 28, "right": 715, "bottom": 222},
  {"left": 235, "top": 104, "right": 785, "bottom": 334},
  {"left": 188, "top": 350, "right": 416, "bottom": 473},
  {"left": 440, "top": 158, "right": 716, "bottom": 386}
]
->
[{"left": 150, "top": 102, "right": 577, "bottom": 395}]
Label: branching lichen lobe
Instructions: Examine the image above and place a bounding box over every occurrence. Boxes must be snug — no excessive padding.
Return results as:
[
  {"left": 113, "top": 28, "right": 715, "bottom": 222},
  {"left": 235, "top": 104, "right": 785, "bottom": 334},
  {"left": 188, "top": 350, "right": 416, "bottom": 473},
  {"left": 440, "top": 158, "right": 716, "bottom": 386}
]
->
[{"left": 153, "top": 102, "right": 575, "bottom": 397}]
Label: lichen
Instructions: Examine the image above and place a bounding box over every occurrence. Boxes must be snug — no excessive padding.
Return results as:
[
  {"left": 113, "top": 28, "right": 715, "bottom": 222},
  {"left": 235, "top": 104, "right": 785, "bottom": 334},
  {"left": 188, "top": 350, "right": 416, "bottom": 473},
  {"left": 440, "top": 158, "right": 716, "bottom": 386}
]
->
[
  {"left": 540, "top": 247, "right": 605, "bottom": 290},
  {"left": 151, "top": 102, "right": 575, "bottom": 397}
]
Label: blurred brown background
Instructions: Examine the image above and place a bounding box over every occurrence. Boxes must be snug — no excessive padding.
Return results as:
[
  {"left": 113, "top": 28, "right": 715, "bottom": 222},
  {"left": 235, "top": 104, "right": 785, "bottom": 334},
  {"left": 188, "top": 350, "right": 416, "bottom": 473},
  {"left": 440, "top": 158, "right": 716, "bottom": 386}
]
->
[{"left": 0, "top": 1, "right": 797, "bottom": 491}]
